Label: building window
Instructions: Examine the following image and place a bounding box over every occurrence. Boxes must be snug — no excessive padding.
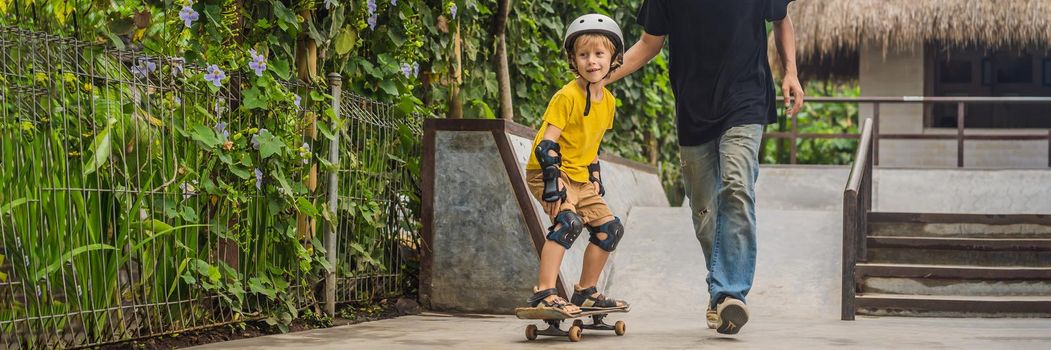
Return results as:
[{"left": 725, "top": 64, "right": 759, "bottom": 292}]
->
[
  {"left": 929, "top": 47, "right": 1051, "bottom": 129},
  {"left": 995, "top": 53, "right": 1033, "bottom": 84},
  {"left": 1044, "top": 58, "right": 1051, "bottom": 87},
  {"left": 939, "top": 59, "right": 971, "bottom": 84}
]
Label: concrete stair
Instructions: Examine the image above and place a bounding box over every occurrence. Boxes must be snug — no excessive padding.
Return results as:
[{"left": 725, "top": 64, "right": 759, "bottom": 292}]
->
[{"left": 855, "top": 213, "right": 1051, "bottom": 317}]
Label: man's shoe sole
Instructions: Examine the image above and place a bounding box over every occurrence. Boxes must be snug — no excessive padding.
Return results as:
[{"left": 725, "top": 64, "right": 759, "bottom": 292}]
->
[{"left": 716, "top": 303, "right": 748, "bottom": 335}]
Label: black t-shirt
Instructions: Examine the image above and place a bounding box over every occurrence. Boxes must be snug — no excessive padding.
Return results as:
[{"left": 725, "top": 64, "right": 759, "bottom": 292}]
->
[{"left": 637, "top": 0, "right": 793, "bottom": 146}]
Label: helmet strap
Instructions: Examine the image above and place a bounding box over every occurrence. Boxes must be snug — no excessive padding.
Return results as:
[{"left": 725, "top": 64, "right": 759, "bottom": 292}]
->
[{"left": 583, "top": 80, "right": 592, "bottom": 117}]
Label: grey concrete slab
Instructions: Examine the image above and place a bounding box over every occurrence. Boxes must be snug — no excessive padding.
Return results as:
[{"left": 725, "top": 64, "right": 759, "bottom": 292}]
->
[
  {"left": 874, "top": 169, "right": 1051, "bottom": 214},
  {"left": 607, "top": 207, "right": 842, "bottom": 319},
  {"left": 188, "top": 313, "right": 1051, "bottom": 350},
  {"left": 755, "top": 165, "right": 850, "bottom": 212},
  {"left": 429, "top": 131, "right": 537, "bottom": 313}
]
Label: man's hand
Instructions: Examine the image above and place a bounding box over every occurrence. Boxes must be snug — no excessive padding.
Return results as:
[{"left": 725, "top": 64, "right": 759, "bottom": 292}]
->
[
  {"left": 782, "top": 74, "right": 804, "bottom": 116},
  {"left": 773, "top": 15, "right": 803, "bottom": 116}
]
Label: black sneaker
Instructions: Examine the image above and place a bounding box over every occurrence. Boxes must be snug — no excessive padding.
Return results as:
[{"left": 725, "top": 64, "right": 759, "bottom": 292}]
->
[{"left": 716, "top": 297, "right": 749, "bottom": 335}]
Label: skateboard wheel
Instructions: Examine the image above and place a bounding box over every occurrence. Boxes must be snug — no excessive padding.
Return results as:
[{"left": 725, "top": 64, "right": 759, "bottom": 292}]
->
[
  {"left": 614, "top": 320, "right": 626, "bottom": 336},
  {"left": 572, "top": 319, "right": 584, "bottom": 328},
  {"left": 568, "top": 326, "right": 582, "bottom": 342},
  {"left": 525, "top": 324, "right": 538, "bottom": 340}
]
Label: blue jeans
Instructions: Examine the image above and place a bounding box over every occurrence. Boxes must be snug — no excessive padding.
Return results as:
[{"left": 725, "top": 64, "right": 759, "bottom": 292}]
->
[{"left": 680, "top": 124, "right": 763, "bottom": 309}]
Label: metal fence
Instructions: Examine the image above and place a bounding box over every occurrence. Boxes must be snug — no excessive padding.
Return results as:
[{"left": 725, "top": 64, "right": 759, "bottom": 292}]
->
[
  {"left": 763, "top": 96, "right": 1051, "bottom": 166},
  {"left": 0, "top": 26, "right": 422, "bottom": 349}
]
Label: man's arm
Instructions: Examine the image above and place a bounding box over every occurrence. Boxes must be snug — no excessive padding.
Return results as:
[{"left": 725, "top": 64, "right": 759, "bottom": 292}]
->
[
  {"left": 773, "top": 15, "right": 804, "bottom": 115},
  {"left": 607, "top": 32, "right": 666, "bottom": 84}
]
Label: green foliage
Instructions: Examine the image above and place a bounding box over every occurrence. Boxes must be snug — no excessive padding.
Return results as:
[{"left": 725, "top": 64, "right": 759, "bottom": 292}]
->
[
  {"left": 0, "top": 0, "right": 860, "bottom": 347},
  {"left": 765, "top": 81, "right": 860, "bottom": 165}
]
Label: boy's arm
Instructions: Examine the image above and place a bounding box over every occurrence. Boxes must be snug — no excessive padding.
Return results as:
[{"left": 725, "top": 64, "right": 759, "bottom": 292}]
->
[
  {"left": 773, "top": 15, "right": 804, "bottom": 116},
  {"left": 606, "top": 32, "right": 666, "bottom": 85},
  {"left": 542, "top": 123, "right": 562, "bottom": 142},
  {"left": 536, "top": 124, "right": 566, "bottom": 208}
]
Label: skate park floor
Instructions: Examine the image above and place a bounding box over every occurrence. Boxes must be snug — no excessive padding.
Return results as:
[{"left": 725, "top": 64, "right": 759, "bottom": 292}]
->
[
  {"left": 188, "top": 312, "right": 1051, "bottom": 349},
  {"left": 190, "top": 205, "right": 1051, "bottom": 349},
  {"left": 190, "top": 166, "right": 1051, "bottom": 349}
]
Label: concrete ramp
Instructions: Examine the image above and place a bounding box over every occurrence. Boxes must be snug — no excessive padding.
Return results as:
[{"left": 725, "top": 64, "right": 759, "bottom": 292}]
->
[
  {"left": 610, "top": 166, "right": 850, "bottom": 318},
  {"left": 421, "top": 119, "right": 667, "bottom": 313},
  {"left": 608, "top": 207, "right": 842, "bottom": 319}
]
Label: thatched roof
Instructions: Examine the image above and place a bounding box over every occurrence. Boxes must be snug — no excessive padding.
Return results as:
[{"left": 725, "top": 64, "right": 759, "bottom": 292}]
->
[{"left": 774, "top": 0, "right": 1051, "bottom": 80}]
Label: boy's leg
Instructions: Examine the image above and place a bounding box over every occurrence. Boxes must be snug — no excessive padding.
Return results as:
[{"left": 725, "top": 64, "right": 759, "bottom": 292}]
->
[
  {"left": 709, "top": 124, "right": 763, "bottom": 334},
  {"left": 573, "top": 183, "right": 627, "bottom": 309},
  {"left": 526, "top": 171, "right": 583, "bottom": 313},
  {"left": 578, "top": 215, "right": 613, "bottom": 289}
]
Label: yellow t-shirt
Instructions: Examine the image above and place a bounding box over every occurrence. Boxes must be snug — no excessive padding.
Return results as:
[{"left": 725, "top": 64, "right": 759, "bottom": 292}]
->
[{"left": 526, "top": 80, "right": 615, "bottom": 183}]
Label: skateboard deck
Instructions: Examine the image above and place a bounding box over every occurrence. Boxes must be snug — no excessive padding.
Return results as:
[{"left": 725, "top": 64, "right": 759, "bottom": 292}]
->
[{"left": 514, "top": 306, "right": 629, "bottom": 342}]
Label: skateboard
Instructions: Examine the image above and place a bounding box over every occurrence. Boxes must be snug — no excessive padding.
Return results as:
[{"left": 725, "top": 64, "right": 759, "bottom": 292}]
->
[{"left": 514, "top": 306, "right": 629, "bottom": 342}]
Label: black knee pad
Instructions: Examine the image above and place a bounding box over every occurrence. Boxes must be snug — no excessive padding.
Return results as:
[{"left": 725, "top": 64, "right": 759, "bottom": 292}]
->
[
  {"left": 587, "top": 217, "right": 624, "bottom": 252},
  {"left": 546, "top": 211, "right": 583, "bottom": 249}
]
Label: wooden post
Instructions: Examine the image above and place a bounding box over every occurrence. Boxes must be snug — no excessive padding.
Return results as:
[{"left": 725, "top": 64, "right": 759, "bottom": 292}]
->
[
  {"left": 447, "top": 17, "right": 464, "bottom": 119},
  {"left": 842, "top": 191, "right": 857, "bottom": 321},
  {"left": 957, "top": 102, "right": 965, "bottom": 168},
  {"left": 494, "top": 0, "right": 513, "bottom": 120},
  {"left": 790, "top": 113, "right": 798, "bottom": 164},
  {"left": 296, "top": 9, "right": 319, "bottom": 243},
  {"left": 872, "top": 103, "right": 880, "bottom": 166}
]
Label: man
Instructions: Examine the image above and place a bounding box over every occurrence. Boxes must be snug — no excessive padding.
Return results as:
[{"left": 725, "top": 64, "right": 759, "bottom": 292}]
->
[{"left": 606, "top": 0, "right": 804, "bottom": 335}]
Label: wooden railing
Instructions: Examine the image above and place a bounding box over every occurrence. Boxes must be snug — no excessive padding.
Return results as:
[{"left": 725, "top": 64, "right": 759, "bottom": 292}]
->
[
  {"left": 764, "top": 96, "right": 1051, "bottom": 167},
  {"left": 841, "top": 118, "right": 874, "bottom": 321}
]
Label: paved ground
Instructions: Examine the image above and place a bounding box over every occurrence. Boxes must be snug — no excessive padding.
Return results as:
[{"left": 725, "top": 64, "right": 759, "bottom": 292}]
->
[
  {"left": 189, "top": 311, "right": 1051, "bottom": 350},
  {"left": 191, "top": 204, "right": 1051, "bottom": 349},
  {"left": 190, "top": 167, "right": 1051, "bottom": 349}
]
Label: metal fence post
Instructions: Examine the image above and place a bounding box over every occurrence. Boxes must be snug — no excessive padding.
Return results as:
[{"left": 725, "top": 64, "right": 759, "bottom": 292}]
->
[{"left": 325, "top": 73, "right": 342, "bottom": 317}]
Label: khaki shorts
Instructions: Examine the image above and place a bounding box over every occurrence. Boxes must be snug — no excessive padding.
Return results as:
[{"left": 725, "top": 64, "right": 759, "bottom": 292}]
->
[{"left": 526, "top": 169, "right": 613, "bottom": 225}]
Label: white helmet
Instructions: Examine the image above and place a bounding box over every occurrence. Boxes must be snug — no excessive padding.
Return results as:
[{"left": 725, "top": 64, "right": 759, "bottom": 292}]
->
[{"left": 563, "top": 14, "right": 624, "bottom": 58}]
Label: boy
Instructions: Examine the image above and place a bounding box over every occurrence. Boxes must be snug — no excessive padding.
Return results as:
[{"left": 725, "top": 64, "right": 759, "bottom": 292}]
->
[{"left": 524, "top": 13, "right": 628, "bottom": 315}]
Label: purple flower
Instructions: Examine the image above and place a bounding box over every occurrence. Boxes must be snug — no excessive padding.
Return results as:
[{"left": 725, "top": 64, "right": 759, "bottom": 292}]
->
[
  {"left": 248, "top": 49, "right": 266, "bottom": 77},
  {"left": 368, "top": 14, "right": 378, "bottom": 30},
  {"left": 412, "top": 61, "right": 420, "bottom": 77},
  {"left": 173, "top": 95, "right": 182, "bottom": 105},
  {"left": 391, "top": 0, "right": 397, "bottom": 5},
  {"left": 251, "top": 128, "right": 267, "bottom": 150},
  {"left": 170, "top": 58, "right": 185, "bottom": 75},
  {"left": 450, "top": 3, "right": 457, "bottom": 19},
  {"left": 400, "top": 63, "right": 412, "bottom": 78},
  {"left": 215, "top": 121, "right": 229, "bottom": 140},
  {"left": 179, "top": 2, "right": 199, "bottom": 28},
  {"left": 203, "top": 64, "right": 225, "bottom": 88},
  {"left": 130, "top": 58, "right": 156, "bottom": 78},
  {"left": 367, "top": 0, "right": 377, "bottom": 13},
  {"left": 254, "top": 168, "right": 263, "bottom": 190},
  {"left": 293, "top": 95, "right": 301, "bottom": 109}
]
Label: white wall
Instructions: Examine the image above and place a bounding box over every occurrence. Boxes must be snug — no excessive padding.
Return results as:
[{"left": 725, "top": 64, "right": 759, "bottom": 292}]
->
[{"left": 858, "top": 40, "right": 1050, "bottom": 168}]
